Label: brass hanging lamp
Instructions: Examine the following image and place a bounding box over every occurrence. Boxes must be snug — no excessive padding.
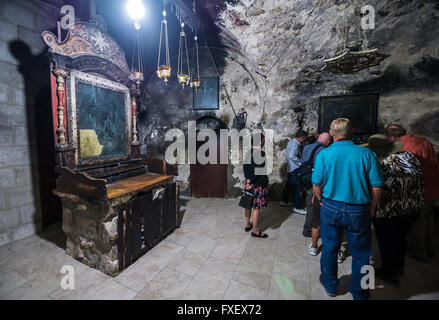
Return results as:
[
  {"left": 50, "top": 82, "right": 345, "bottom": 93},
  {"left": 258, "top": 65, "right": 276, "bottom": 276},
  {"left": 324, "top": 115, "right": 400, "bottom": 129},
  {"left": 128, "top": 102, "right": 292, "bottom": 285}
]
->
[
  {"left": 157, "top": 2, "right": 171, "bottom": 84},
  {"left": 177, "top": 23, "right": 190, "bottom": 89},
  {"left": 190, "top": 0, "right": 201, "bottom": 92},
  {"left": 190, "top": 35, "right": 201, "bottom": 92},
  {"left": 130, "top": 21, "right": 144, "bottom": 90}
]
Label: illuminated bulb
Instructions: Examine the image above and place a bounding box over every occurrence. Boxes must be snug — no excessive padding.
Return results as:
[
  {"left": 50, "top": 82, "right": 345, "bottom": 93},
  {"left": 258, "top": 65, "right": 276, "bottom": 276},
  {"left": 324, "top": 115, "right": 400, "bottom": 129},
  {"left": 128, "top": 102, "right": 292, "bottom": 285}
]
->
[{"left": 126, "top": 0, "right": 145, "bottom": 21}]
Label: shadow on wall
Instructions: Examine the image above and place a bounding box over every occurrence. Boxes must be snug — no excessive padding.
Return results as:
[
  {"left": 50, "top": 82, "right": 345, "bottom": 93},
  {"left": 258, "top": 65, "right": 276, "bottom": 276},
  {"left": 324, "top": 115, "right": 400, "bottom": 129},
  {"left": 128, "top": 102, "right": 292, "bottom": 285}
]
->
[{"left": 9, "top": 41, "right": 62, "bottom": 232}]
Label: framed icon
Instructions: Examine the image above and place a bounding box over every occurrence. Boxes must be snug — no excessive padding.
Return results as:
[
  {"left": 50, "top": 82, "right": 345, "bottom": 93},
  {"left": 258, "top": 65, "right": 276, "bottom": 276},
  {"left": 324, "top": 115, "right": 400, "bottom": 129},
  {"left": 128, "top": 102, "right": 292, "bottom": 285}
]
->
[{"left": 193, "top": 77, "right": 219, "bottom": 110}]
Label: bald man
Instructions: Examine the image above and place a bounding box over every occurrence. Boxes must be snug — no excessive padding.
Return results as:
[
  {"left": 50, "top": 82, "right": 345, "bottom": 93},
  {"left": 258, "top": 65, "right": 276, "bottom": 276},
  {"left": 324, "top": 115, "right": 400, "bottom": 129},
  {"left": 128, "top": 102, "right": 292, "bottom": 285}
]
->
[
  {"left": 302, "top": 133, "right": 332, "bottom": 162},
  {"left": 294, "top": 133, "right": 333, "bottom": 216},
  {"left": 302, "top": 133, "right": 333, "bottom": 242}
]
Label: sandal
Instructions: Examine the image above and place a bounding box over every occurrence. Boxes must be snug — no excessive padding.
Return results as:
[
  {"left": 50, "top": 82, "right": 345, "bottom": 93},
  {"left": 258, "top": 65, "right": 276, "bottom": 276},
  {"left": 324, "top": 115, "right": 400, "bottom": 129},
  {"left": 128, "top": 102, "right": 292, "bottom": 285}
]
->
[
  {"left": 245, "top": 222, "right": 253, "bottom": 232},
  {"left": 251, "top": 230, "right": 268, "bottom": 238}
]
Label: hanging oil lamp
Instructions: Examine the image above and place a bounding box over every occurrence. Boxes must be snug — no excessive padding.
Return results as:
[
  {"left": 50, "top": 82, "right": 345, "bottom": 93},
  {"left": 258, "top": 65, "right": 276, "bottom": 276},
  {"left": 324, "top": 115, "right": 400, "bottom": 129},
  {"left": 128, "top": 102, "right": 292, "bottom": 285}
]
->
[
  {"left": 157, "top": 6, "right": 171, "bottom": 84},
  {"left": 177, "top": 23, "right": 190, "bottom": 89},
  {"left": 190, "top": 35, "right": 201, "bottom": 92},
  {"left": 130, "top": 21, "right": 144, "bottom": 91}
]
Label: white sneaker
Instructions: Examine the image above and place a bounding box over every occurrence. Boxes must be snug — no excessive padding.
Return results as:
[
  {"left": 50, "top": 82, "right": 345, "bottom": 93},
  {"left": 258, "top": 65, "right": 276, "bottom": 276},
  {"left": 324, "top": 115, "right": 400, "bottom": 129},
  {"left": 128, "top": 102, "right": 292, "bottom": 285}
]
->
[
  {"left": 309, "top": 244, "right": 318, "bottom": 256},
  {"left": 337, "top": 251, "right": 344, "bottom": 263},
  {"left": 294, "top": 208, "right": 307, "bottom": 215}
]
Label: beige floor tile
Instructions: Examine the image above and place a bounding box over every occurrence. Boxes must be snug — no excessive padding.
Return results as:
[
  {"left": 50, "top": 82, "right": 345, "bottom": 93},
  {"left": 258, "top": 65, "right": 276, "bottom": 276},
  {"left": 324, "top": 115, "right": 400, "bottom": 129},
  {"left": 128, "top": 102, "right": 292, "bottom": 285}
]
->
[
  {"left": 10, "top": 250, "right": 88, "bottom": 283},
  {"left": 223, "top": 280, "right": 268, "bottom": 300},
  {"left": 114, "top": 241, "right": 184, "bottom": 292},
  {"left": 210, "top": 232, "right": 250, "bottom": 263},
  {"left": 137, "top": 267, "right": 192, "bottom": 300},
  {"left": 0, "top": 246, "right": 13, "bottom": 261},
  {"left": 0, "top": 270, "right": 28, "bottom": 297},
  {"left": 267, "top": 273, "right": 311, "bottom": 300},
  {"left": 197, "top": 256, "right": 238, "bottom": 281},
  {"left": 167, "top": 249, "right": 210, "bottom": 277},
  {"left": 232, "top": 265, "right": 271, "bottom": 292},
  {"left": 238, "top": 252, "right": 274, "bottom": 276},
  {"left": 84, "top": 278, "right": 137, "bottom": 300},
  {"left": 167, "top": 234, "right": 218, "bottom": 276},
  {"left": 275, "top": 242, "right": 309, "bottom": 261},
  {"left": 48, "top": 268, "right": 110, "bottom": 300},
  {"left": 179, "top": 272, "right": 230, "bottom": 300},
  {"left": 0, "top": 273, "right": 61, "bottom": 300},
  {"left": 272, "top": 256, "right": 310, "bottom": 283}
]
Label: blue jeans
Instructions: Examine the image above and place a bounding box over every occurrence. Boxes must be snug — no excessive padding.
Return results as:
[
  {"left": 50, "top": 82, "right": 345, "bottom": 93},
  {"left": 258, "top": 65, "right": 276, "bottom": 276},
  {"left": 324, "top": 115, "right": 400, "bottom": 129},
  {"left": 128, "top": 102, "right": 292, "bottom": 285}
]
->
[
  {"left": 320, "top": 198, "right": 371, "bottom": 300},
  {"left": 281, "top": 169, "right": 302, "bottom": 208}
]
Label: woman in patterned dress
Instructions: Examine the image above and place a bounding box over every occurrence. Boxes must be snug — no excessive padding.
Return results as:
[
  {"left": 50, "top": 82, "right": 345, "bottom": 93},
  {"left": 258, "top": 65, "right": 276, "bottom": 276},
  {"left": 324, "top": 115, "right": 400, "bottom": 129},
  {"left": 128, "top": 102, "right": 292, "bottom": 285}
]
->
[
  {"left": 363, "top": 134, "right": 424, "bottom": 287},
  {"left": 243, "top": 133, "right": 269, "bottom": 238}
]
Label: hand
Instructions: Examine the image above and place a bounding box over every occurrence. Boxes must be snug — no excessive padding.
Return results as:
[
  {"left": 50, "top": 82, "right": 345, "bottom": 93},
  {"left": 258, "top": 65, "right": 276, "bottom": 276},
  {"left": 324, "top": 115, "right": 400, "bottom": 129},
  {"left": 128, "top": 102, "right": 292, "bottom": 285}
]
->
[
  {"left": 245, "top": 183, "right": 253, "bottom": 190},
  {"left": 312, "top": 195, "right": 322, "bottom": 206}
]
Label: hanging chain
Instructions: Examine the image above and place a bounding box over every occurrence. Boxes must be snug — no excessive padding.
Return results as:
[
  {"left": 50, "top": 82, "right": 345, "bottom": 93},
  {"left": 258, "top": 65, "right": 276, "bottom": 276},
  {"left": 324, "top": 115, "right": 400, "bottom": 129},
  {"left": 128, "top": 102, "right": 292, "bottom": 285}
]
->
[
  {"left": 177, "top": 26, "right": 182, "bottom": 74},
  {"left": 195, "top": 36, "right": 200, "bottom": 79},
  {"left": 165, "top": 14, "right": 170, "bottom": 66},
  {"left": 157, "top": 15, "right": 163, "bottom": 68},
  {"left": 184, "top": 29, "right": 190, "bottom": 76}
]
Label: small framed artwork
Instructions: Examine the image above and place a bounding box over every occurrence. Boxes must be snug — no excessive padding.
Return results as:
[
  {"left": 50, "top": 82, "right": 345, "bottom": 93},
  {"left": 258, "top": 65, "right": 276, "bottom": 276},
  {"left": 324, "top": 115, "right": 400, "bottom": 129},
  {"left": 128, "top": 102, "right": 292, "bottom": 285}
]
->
[{"left": 193, "top": 77, "right": 219, "bottom": 110}]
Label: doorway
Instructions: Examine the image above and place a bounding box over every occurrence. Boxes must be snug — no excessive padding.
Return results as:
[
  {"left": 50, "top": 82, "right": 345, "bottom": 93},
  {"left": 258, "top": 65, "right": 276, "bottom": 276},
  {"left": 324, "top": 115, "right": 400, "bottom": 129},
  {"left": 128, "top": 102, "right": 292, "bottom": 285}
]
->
[{"left": 190, "top": 116, "right": 228, "bottom": 198}]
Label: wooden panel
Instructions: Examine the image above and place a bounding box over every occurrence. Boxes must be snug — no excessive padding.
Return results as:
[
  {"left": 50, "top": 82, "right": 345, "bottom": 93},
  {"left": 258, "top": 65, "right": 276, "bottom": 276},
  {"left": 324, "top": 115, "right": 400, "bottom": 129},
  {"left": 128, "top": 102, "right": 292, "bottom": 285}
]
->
[
  {"left": 117, "top": 206, "right": 125, "bottom": 271},
  {"left": 55, "top": 166, "right": 107, "bottom": 200},
  {"left": 169, "top": 183, "right": 177, "bottom": 233},
  {"left": 142, "top": 190, "right": 162, "bottom": 250},
  {"left": 161, "top": 185, "right": 176, "bottom": 237},
  {"left": 106, "top": 174, "right": 173, "bottom": 199},
  {"left": 131, "top": 198, "right": 142, "bottom": 262},
  {"left": 124, "top": 204, "right": 133, "bottom": 268},
  {"left": 142, "top": 156, "right": 178, "bottom": 176},
  {"left": 176, "top": 184, "right": 182, "bottom": 228}
]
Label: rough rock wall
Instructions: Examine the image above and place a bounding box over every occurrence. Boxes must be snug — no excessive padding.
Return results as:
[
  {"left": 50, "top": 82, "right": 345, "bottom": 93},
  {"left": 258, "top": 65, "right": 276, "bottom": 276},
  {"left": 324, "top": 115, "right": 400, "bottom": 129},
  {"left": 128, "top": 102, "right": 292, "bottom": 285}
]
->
[{"left": 138, "top": 0, "right": 439, "bottom": 198}]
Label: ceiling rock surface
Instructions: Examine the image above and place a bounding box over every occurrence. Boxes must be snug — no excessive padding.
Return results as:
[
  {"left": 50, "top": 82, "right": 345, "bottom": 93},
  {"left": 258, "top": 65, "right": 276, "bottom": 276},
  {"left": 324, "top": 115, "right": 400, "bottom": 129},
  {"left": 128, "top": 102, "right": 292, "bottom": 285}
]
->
[{"left": 138, "top": 0, "right": 439, "bottom": 197}]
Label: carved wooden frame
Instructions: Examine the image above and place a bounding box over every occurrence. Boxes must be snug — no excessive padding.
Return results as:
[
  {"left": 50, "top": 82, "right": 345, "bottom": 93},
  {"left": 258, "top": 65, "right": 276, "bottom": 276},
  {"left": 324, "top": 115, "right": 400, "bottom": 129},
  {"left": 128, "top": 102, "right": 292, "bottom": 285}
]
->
[{"left": 66, "top": 70, "right": 132, "bottom": 166}]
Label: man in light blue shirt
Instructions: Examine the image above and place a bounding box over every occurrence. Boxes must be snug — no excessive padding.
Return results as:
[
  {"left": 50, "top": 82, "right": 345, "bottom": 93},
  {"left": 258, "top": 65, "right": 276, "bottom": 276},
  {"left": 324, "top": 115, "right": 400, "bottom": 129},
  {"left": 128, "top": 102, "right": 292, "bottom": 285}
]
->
[
  {"left": 312, "top": 118, "right": 384, "bottom": 300},
  {"left": 281, "top": 130, "right": 308, "bottom": 212}
]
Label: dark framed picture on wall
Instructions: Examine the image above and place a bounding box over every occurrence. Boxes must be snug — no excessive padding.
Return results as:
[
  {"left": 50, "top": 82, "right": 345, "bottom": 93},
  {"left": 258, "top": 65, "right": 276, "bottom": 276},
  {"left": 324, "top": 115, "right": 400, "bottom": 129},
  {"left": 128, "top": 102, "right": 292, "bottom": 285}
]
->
[{"left": 193, "top": 77, "right": 219, "bottom": 110}]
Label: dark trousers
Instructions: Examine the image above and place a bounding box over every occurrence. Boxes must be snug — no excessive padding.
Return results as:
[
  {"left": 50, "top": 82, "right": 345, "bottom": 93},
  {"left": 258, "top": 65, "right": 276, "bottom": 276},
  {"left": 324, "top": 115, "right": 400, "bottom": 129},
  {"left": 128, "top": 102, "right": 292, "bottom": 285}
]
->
[
  {"left": 373, "top": 213, "right": 419, "bottom": 277},
  {"left": 281, "top": 169, "right": 302, "bottom": 208}
]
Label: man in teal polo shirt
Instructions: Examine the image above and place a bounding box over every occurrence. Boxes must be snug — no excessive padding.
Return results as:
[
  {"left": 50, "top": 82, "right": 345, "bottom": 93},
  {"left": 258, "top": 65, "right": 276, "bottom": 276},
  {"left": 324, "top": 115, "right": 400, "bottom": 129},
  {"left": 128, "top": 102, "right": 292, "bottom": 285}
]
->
[{"left": 312, "top": 118, "right": 384, "bottom": 300}]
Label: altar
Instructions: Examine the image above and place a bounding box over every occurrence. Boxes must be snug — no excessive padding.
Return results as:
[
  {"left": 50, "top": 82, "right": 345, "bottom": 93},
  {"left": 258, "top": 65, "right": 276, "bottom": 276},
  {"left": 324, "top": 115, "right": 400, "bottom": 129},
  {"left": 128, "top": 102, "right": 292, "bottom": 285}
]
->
[{"left": 42, "top": 22, "right": 180, "bottom": 276}]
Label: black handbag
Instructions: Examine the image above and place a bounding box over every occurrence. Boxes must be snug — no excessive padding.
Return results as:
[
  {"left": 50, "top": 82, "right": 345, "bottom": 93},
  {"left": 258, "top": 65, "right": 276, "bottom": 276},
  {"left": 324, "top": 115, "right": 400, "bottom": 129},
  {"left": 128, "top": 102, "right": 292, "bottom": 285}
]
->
[{"left": 239, "top": 189, "right": 255, "bottom": 209}]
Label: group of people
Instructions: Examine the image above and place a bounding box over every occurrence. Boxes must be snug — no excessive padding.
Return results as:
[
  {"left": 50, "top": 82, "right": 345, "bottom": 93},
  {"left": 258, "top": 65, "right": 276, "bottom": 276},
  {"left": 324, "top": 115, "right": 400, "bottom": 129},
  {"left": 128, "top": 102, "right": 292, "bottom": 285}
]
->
[{"left": 242, "top": 118, "right": 439, "bottom": 300}]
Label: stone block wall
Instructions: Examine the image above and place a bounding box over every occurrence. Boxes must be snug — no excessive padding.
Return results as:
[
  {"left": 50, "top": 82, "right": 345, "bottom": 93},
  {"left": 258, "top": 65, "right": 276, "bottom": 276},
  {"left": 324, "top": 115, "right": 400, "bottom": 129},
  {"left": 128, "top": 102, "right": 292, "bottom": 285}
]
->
[{"left": 0, "top": 0, "right": 62, "bottom": 246}]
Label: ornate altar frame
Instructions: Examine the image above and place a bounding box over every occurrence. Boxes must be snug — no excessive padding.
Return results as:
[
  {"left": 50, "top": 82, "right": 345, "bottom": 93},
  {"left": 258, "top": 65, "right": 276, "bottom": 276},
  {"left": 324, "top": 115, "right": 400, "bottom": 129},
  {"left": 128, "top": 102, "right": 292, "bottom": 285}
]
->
[
  {"left": 42, "top": 22, "right": 179, "bottom": 276},
  {"left": 66, "top": 70, "right": 132, "bottom": 166}
]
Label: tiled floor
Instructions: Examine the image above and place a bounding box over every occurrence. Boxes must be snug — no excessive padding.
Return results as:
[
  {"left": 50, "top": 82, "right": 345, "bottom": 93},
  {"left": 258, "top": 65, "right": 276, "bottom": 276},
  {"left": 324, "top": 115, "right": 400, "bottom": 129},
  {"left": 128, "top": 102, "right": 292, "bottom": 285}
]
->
[{"left": 1, "top": 197, "right": 438, "bottom": 300}]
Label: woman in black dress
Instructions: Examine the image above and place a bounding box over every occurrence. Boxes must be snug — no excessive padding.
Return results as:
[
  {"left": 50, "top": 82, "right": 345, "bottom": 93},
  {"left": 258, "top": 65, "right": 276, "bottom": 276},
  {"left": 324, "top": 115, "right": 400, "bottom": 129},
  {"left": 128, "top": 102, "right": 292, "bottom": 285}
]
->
[{"left": 243, "top": 133, "right": 269, "bottom": 238}]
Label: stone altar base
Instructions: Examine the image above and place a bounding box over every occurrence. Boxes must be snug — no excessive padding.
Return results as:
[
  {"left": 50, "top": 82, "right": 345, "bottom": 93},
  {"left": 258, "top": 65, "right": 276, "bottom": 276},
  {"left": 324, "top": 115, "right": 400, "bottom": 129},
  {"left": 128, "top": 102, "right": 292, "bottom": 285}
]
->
[{"left": 60, "top": 193, "right": 126, "bottom": 277}]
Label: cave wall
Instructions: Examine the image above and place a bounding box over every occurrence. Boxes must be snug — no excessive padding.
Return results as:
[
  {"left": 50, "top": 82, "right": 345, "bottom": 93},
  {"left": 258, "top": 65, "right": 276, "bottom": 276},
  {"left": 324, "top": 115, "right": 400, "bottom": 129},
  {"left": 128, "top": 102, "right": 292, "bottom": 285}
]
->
[{"left": 138, "top": 0, "right": 439, "bottom": 198}]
